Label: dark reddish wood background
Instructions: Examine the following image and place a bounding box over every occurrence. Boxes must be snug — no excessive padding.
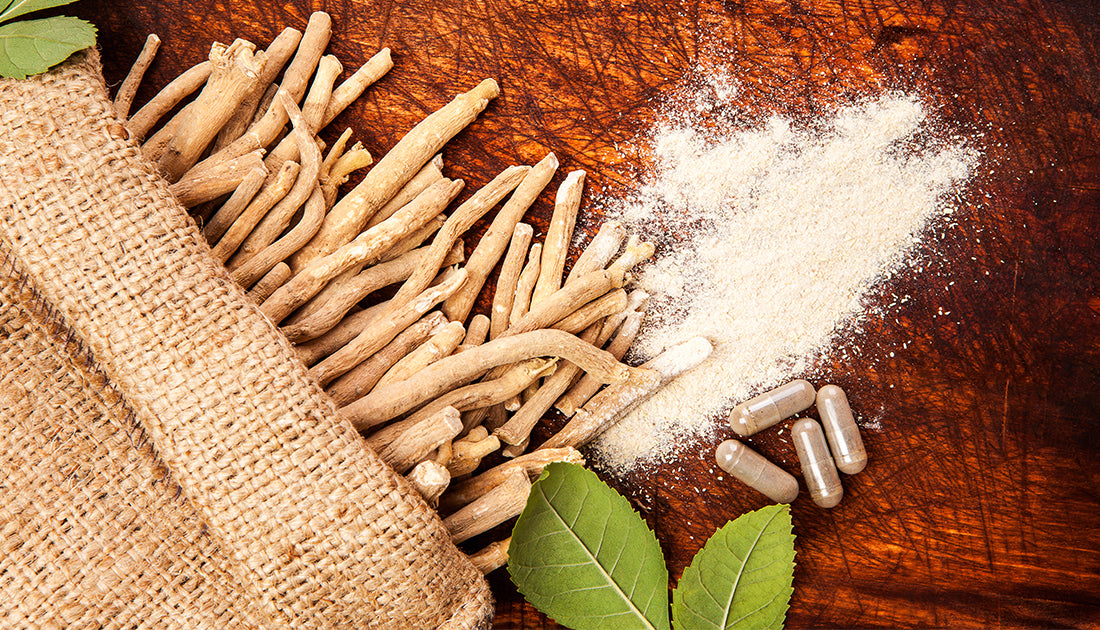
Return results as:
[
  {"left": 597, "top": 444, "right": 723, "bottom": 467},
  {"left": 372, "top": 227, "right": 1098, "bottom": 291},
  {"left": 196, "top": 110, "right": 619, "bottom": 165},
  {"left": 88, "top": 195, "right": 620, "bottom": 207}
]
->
[{"left": 78, "top": 0, "right": 1100, "bottom": 627}]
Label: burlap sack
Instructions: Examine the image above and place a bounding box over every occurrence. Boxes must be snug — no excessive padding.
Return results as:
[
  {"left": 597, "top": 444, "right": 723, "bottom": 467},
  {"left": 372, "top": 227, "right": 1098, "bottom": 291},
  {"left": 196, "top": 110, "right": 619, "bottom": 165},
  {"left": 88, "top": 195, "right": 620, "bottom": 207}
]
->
[{"left": 0, "top": 50, "right": 493, "bottom": 629}]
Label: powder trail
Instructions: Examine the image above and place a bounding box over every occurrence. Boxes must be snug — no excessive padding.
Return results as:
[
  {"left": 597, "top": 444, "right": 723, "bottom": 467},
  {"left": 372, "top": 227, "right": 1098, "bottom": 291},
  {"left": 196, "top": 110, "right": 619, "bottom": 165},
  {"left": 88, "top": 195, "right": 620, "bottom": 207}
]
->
[{"left": 588, "top": 76, "right": 976, "bottom": 471}]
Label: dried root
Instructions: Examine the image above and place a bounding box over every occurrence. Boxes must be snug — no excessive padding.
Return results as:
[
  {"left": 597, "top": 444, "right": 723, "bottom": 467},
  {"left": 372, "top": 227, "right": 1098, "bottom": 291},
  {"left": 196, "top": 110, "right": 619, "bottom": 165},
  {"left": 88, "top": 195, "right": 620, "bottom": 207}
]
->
[{"left": 118, "top": 13, "right": 691, "bottom": 554}]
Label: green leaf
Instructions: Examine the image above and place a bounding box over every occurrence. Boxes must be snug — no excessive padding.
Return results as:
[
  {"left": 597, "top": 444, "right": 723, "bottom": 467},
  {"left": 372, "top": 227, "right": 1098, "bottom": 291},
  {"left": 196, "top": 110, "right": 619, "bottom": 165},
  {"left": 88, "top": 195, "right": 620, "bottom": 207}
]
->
[
  {"left": 509, "top": 462, "right": 670, "bottom": 630},
  {"left": 671, "top": 504, "right": 796, "bottom": 630},
  {"left": 0, "top": 16, "right": 95, "bottom": 79},
  {"left": 0, "top": 0, "right": 82, "bottom": 24}
]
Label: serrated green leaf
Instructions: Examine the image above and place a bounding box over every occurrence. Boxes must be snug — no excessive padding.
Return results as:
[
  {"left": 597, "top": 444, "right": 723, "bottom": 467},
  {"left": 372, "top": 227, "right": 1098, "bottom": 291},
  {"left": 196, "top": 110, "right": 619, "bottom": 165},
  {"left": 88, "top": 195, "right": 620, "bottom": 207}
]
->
[
  {"left": 0, "top": 0, "right": 81, "bottom": 24},
  {"left": 509, "top": 462, "right": 670, "bottom": 630},
  {"left": 0, "top": 16, "right": 95, "bottom": 79},
  {"left": 671, "top": 504, "right": 796, "bottom": 630}
]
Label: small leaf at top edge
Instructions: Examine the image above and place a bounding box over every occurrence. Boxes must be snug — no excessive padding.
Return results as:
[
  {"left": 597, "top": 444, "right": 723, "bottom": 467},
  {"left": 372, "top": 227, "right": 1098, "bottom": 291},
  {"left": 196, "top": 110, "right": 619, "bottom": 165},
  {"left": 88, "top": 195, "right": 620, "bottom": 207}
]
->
[
  {"left": 671, "top": 504, "right": 796, "bottom": 630},
  {"left": 508, "top": 462, "right": 670, "bottom": 630},
  {"left": 0, "top": 16, "right": 95, "bottom": 80},
  {"left": 0, "top": 0, "right": 83, "bottom": 24}
]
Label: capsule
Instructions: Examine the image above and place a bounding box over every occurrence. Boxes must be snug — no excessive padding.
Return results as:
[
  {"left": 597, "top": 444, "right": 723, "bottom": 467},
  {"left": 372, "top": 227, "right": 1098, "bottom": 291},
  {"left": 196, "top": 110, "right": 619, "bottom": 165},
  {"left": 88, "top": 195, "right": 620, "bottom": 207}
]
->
[
  {"left": 715, "top": 440, "right": 799, "bottom": 504},
  {"left": 816, "top": 384, "right": 867, "bottom": 474},
  {"left": 728, "top": 379, "right": 816, "bottom": 437},
  {"left": 791, "top": 418, "right": 843, "bottom": 508}
]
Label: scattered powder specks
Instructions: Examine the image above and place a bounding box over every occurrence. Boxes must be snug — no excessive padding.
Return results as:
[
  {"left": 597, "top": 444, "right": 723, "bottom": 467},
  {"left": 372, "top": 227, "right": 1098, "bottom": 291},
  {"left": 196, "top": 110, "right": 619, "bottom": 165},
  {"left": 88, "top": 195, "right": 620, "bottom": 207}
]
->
[{"left": 588, "top": 73, "right": 977, "bottom": 472}]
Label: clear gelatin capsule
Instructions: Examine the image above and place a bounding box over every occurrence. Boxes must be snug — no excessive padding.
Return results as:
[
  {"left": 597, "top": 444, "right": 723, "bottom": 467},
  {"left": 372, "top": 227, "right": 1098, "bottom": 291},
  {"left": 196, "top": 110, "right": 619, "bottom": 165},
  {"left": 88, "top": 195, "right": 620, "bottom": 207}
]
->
[
  {"left": 791, "top": 418, "right": 843, "bottom": 508},
  {"left": 816, "top": 384, "right": 867, "bottom": 474},
  {"left": 728, "top": 379, "right": 816, "bottom": 437},
  {"left": 715, "top": 439, "right": 799, "bottom": 504}
]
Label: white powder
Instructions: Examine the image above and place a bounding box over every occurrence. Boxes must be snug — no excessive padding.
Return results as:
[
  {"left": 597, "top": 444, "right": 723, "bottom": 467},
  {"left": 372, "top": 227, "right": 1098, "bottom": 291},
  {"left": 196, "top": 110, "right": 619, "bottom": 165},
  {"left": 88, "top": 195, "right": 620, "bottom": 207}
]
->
[{"left": 588, "top": 71, "right": 977, "bottom": 472}]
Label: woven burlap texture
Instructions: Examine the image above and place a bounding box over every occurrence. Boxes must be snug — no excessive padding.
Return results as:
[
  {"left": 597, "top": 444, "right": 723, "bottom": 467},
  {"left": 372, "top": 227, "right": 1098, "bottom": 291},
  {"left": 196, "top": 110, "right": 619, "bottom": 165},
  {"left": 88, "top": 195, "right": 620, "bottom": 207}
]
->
[{"left": 0, "top": 50, "right": 493, "bottom": 629}]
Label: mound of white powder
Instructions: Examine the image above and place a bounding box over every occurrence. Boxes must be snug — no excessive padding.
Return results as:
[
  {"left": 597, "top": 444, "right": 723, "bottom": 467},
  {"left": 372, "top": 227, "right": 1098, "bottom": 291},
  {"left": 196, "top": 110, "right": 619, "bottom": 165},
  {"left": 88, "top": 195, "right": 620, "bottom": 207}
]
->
[{"left": 588, "top": 73, "right": 977, "bottom": 472}]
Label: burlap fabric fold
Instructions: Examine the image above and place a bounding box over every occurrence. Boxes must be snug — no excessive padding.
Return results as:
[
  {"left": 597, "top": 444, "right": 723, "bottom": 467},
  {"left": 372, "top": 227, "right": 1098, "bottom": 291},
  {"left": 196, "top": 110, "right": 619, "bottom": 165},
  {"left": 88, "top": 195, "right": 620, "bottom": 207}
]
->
[{"left": 0, "top": 50, "right": 493, "bottom": 629}]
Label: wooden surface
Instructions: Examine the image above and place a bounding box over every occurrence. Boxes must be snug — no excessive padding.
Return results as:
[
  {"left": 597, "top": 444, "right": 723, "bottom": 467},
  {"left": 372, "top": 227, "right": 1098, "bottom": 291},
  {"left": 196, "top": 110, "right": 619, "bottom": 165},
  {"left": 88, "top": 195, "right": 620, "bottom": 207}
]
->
[{"left": 79, "top": 0, "right": 1100, "bottom": 627}]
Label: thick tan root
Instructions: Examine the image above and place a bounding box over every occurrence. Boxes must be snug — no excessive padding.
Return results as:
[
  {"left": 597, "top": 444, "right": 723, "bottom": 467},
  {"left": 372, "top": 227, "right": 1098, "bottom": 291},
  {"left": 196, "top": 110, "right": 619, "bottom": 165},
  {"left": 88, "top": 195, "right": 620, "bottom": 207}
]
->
[
  {"left": 325, "top": 312, "right": 448, "bottom": 405},
  {"left": 440, "top": 447, "right": 584, "bottom": 511},
  {"left": 443, "top": 469, "right": 530, "bottom": 543},
  {"left": 210, "top": 160, "right": 300, "bottom": 262},
  {"left": 442, "top": 152, "right": 559, "bottom": 322},
  {"left": 293, "top": 79, "right": 500, "bottom": 268},
  {"left": 339, "top": 329, "right": 629, "bottom": 429},
  {"left": 531, "top": 169, "right": 585, "bottom": 307},
  {"left": 260, "top": 178, "right": 463, "bottom": 324},
  {"left": 406, "top": 460, "right": 450, "bottom": 508},
  {"left": 365, "top": 406, "right": 463, "bottom": 474},
  {"left": 308, "top": 269, "right": 469, "bottom": 386}
]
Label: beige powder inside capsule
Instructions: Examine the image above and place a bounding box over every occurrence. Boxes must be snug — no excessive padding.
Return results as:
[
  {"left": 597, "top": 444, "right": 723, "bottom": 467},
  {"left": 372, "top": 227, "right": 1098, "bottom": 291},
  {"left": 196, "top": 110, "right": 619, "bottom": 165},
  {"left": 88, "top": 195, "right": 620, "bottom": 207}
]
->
[{"left": 586, "top": 70, "right": 977, "bottom": 472}]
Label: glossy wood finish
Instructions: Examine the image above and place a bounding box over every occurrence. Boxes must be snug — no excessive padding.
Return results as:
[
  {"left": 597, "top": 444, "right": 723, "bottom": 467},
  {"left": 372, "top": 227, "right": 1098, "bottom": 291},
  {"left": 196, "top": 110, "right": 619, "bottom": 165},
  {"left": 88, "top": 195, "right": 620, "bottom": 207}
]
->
[{"left": 78, "top": 1, "right": 1100, "bottom": 627}]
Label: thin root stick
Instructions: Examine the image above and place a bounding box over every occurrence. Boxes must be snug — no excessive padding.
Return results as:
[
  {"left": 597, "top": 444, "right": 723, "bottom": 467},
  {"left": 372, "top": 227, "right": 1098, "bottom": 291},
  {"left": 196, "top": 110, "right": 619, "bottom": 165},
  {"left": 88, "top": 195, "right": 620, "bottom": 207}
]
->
[
  {"left": 446, "top": 434, "right": 501, "bottom": 477},
  {"left": 607, "top": 234, "right": 656, "bottom": 280},
  {"left": 377, "top": 214, "right": 445, "bottom": 262},
  {"left": 321, "top": 128, "right": 354, "bottom": 178},
  {"left": 506, "top": 269, "right": 622, "bottom": 337},
  {"left": 557, "top": 309, "right": 644, "bottom": 416},
  {"left": 508, "top": 242, "right": 542, "bottom": 329},
  {"left": 444, "top": 469, "right": 530, "bottom": 543},
  {"left": 469, "top": 537, "right": 511, "bottom": 574},
  {"left": 375, "top": 320, "right": 466, "bottom": 389},
  {"left": 565, "top": 220, "right": 625, "bottom": 284},
  {"left": 541, "top": 338, "right": 712, "bottom": 449},
  {"left": 322, "top": 47, "right": 393, "bottom": 127},
  {"left": 551, "top": 289, "right": 628, "bottom": 335},
  {"left": 247, "top": 262, "right": 291, "bottom": 303},
  {"left": 170, "top": 149, "right": 266, "bottom": 207},
  {"left": 114, "top": 34, "right": 161, "bottom": 120},
  {"left": 459, "top": 314, "right": 490, "bottom": 350},
  {"left": 365, "top": 154, "right": 444, "bottom": 229},
  {"left": 294, "top": 302, "right": 389, "bottom": 367},
  {"left": 321, "top": 146, "right": 373, "bottom": 207},
  {"left": 203, "top": 165, "right": 269, "bottom": 244}
]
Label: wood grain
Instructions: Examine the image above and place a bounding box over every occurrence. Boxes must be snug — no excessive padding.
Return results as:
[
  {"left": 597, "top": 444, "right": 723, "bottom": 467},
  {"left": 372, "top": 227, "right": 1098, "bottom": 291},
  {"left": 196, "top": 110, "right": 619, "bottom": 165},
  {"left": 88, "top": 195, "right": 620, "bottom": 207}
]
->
[{"left": 78, "top": 0, "right": 1100, "bottom": 627}]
